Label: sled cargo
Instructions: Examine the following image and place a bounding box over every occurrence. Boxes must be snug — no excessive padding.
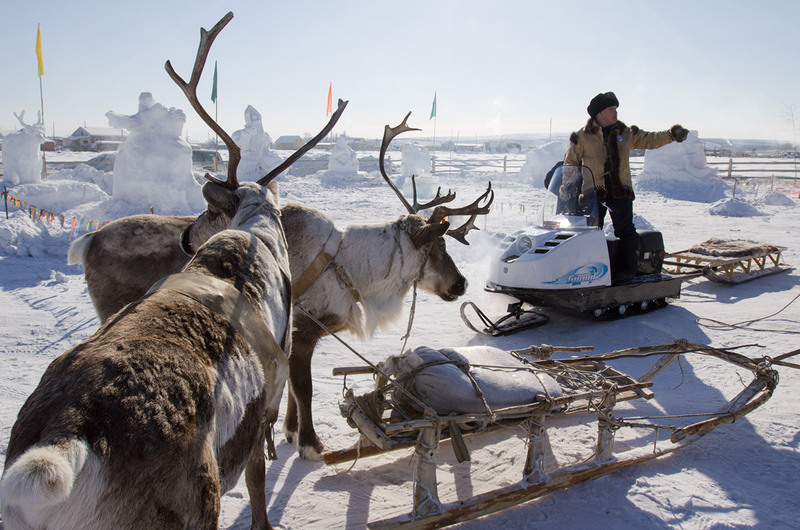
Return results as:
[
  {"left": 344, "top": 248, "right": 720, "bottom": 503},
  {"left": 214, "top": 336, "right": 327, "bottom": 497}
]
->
[
  {"left": 322, "top": 340, "right": 791, "bottom": 529},
  {"left": 664, "top": 237, "right": 789, "bottom": 284}
]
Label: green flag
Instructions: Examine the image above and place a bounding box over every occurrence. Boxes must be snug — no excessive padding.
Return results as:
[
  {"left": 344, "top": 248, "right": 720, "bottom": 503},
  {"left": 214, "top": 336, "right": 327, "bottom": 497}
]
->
[
  {"left": 430, "top": 91, "right": 437, "bottom": 120},
  {"left": 211, "top": 61, "right": 218, "bottom": 103}
]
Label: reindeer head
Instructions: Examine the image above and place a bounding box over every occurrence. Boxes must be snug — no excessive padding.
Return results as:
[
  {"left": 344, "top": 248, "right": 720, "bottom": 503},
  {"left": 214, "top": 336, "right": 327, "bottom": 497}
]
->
[
  {"left": 379, "top": 113, "right": 494, "bottom": 300},
  {"left": 165, "top": 12, "right": 348, "bottom": 255}
]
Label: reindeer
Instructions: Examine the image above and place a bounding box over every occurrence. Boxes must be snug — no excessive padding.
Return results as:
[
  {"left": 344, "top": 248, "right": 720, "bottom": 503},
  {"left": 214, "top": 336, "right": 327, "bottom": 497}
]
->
[
  {"left": 68, "top": 114, "right": 492, "bottom": 463},
  {"left": 278, "top": 114, "right": 493, "bottom": 459},
  {"left": 0, "top": 13, "right": 297, "bottom": 529}
]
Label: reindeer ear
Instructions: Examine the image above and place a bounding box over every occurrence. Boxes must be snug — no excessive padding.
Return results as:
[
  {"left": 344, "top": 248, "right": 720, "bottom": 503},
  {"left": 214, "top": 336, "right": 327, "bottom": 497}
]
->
[
  {"left": 412, "top": 220, "right": 450, "bottom": 246},
  {"left": 179, "top": 225, "right": 195, "bottom": 255},
  {"left": 201, "top": 182, "right": 237, "bottom": 215}
]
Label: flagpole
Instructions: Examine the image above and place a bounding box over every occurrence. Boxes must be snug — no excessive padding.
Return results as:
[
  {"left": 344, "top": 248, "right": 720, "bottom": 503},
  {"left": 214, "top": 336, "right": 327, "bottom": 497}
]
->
[
  {"left": 37, "top": 25, "right": 47, "bottom": 179},
  {"left": 432, "top": 115, "right": 437, "bottom": 151},
  {"left": 40, "top": 76, "right": 47, "bottom": 179},
  {"left": 430, "top": 91, "right": 437, "bottom": 151},
  {"left": 212, "top": 61, "right": 219, "bottom": 171}
]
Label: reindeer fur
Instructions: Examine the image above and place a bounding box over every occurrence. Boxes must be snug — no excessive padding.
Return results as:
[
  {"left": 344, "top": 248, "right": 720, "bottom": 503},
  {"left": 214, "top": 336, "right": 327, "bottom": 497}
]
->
[
  {"left": 1, "top": 181, "right": 291, "bottom": 530},
  {"left": 66, "top": 202, "right": 466, "bottom": 461},
  {"left": 281, "top": 205, "right": 464, "bottom": 459}
]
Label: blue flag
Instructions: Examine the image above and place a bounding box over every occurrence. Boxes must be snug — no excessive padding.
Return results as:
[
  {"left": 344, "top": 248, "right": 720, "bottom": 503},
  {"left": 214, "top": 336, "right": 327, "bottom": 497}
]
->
[{"left": 430, "top": 91, "right": 437, "bottom": 120}]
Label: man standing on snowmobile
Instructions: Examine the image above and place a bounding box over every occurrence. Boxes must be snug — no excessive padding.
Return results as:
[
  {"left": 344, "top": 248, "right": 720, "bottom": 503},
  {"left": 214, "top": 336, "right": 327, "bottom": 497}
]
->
[{"left": 564, "top": 91, "right": 689, "bottom": 283}]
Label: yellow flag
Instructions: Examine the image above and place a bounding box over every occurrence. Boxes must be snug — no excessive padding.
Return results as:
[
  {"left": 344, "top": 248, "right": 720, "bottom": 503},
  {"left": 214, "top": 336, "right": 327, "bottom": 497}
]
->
[{"left": 36, "top": 24, "right": 44, "bottom": 77}]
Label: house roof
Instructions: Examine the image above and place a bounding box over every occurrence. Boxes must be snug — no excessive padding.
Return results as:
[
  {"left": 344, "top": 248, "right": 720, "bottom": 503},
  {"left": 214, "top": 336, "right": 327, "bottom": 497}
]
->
[
  {"left": 69, "top": 126, "right": 126, "bottom": 139},
  {"left": 275, "top": 135, "right": 303, "bottom": 143}
]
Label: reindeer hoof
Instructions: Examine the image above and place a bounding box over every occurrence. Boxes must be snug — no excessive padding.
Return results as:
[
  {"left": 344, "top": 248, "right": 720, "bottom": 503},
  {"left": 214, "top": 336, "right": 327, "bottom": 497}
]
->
[
  {"left": 284, "top": 429, "right": 297, "bottom": 445},
  {"left": 298, "top": 444, "right": 324, "bottom": 461}
]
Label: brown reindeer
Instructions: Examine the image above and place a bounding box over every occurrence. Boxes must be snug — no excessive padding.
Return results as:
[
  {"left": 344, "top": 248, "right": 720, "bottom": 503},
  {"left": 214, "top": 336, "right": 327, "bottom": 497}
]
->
[{"left": 0, "top": 13, "right": 296, "bottom": 529}]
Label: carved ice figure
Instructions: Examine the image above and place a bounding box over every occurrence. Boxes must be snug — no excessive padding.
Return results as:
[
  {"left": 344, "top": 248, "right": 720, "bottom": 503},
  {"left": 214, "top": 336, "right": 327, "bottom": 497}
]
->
[
  {"left": 328, "top": 136, "right": 358, "bottom": 174},
  {"left": 3, "top": 111, "right": 46, "bottom": 186},
  {"left": 105, "top": 92, "right": 202, "bottom": 214},
  {"left": 231, "top": 105, "right": 284, "bottom": 181},
  {"left": 400, "top": 142, "right": 438, "bottom": 199},
  {"left": 636, "top": 130, "right": 726, "bottom": 202},
  {"left": 401, "top": 142, "right": 432, "bottom": 179},
  {"left": 518, "top": 140, "right": 570, "bottom": 187}
]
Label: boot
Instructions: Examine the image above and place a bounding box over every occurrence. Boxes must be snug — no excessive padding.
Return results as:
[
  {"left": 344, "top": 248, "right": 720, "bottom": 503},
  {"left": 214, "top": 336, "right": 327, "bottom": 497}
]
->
[{"left": 612, "top": 236, "right": 639, "bottom": 285}]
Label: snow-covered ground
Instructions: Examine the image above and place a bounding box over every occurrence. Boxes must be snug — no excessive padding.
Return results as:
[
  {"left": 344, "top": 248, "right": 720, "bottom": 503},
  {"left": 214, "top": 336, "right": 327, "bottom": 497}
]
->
[{"left": 1, "top": 147, "right": 799, "bottom": 529}]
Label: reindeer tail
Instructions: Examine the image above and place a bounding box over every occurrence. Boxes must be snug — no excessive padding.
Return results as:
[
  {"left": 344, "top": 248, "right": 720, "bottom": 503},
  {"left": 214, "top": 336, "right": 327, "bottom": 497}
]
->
[
  {"left": 0, "top": 438, "right": 89, "bottom": 508},
  {"left": 67, "top": 233, "right": 93, "bottom": 266}
]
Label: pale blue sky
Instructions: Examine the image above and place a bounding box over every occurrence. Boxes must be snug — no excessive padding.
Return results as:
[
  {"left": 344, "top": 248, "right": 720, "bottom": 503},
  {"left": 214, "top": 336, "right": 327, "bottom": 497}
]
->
[{"left": 3, "top": 1, "right": 799, "bottom": 143}]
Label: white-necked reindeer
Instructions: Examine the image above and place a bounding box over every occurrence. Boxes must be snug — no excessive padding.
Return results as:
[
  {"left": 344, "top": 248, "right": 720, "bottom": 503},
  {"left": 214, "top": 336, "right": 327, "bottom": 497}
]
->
[
  {"left": 279, "top": 114, "right": 493, "bottom": 459},
  {"left": 0, "top": 13, "right": 295, "bottom": 529},
  {"left": 67, "top": 115, "right": 493, "bottom": 461}
]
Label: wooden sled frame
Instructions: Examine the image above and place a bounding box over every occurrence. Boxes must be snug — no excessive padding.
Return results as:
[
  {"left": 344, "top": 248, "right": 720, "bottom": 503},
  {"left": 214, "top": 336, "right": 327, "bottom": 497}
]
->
[
  {"left": 321, "top": 340, "right": 783, "bottom": 529},
  {"left": 664, "top": 243, "right": 789, "bottom": 284}
]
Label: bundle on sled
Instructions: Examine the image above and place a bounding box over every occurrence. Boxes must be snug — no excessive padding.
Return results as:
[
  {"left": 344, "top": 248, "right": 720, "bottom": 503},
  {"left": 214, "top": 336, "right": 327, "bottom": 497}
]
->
[
  {"left": 461, "top": 163, "right": 790, "bottom": 336},
  {"left": 322, "top": 340, "right": 792, "bottom": 529}
]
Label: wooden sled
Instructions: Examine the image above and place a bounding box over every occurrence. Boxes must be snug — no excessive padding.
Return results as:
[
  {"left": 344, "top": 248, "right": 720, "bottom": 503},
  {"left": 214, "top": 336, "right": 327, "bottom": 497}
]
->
[
  {"left": 664, "top": 238, "right": 789, "bottom": 284},
  {"left": 321, "top": 340, "right": 786, "bottom": 529}
]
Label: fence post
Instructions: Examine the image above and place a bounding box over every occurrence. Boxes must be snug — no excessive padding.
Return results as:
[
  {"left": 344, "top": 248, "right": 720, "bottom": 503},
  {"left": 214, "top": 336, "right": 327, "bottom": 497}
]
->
[
  {"left": 431, "top": 156, "right": 436, "bottom": 174},
  {"left": 727, "top": 158, "right": 732, "bottom": 179},
  {"left": 503, "top": 155, "right": 507, "bottom": 173}
]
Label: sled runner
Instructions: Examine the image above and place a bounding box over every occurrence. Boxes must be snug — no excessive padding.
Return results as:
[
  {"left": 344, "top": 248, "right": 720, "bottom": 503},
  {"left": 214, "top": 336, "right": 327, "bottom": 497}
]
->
[{"left": 322, "top": 340, "right": 788, "bottom": 529}]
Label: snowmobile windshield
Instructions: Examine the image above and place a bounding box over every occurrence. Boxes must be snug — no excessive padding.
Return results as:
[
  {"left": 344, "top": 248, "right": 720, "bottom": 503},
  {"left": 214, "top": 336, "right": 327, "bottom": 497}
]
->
[{"left": 539, "top": 164, "right": 600, "bottom": 228}]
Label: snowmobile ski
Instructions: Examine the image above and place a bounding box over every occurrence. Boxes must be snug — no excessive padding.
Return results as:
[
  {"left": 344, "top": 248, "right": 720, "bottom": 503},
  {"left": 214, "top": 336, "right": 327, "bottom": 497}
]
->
[{"left": 460, "top": 300, "right": 548, "bottom": 336}]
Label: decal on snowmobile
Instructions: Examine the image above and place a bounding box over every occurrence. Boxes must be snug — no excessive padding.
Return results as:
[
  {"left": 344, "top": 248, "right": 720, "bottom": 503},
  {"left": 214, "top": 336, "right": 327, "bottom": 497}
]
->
[{"left": 545, "top": 262, "right": 608, "bottom": 286}]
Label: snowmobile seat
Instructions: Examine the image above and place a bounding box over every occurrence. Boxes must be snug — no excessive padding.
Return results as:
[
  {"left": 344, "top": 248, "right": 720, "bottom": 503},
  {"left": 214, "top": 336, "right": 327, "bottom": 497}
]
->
[{"left": 606, "top": 230, "right": 665, "bottom": 277}]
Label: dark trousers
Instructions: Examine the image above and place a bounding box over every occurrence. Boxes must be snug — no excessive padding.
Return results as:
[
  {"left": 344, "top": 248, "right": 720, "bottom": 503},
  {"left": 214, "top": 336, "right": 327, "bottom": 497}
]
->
[
  {"left": 598, "top": 198, "right": 639, "bottom": 282},
  {"left": 598, "top": 197, "right": 637, "bottom": 240}
]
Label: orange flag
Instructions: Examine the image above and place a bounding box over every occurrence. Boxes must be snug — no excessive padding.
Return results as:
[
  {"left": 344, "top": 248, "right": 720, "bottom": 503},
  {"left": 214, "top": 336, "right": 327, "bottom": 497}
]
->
[{"left": 326, "top": 82, "right": 332, "bottom": 117}]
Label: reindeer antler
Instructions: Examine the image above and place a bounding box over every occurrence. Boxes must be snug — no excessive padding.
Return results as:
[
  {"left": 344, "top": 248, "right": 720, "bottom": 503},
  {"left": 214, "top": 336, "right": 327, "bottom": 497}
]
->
[
  {"left": 165, "top": 12, "right": 240, "bottom": 189},
  {"left": 257, "top": 99, "right": 348, "bottom": 186},
  {"left": 379, "top": 112, "right": 460, "bottom": 214},
  {"left": 379, "top": 111, "right": 494, "bottom": 244},
  {"left": 428, "top": 182, "right": 494, "bottom": 245},
  {"left": 409, "top": 176, "right": 456, "bottom": 213},
  {"left": 379, "top": 112, "right": 421, "bottom": 214}
]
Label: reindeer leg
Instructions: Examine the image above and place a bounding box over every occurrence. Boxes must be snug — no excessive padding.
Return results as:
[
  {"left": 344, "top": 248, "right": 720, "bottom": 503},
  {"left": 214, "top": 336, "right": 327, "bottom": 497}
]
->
[
  {"left": 283, "top": 327, "right": 304, "bottom": 444},
  {"left": 245, "top": 425, "right": 271, "bottom": 530},
  {"left": 286, "top": 327, "right": 325, "bottom": 460}
]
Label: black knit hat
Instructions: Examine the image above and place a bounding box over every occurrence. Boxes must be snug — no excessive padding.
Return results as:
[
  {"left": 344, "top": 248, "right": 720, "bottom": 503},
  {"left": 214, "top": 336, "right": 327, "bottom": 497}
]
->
[{"left": 587, "top": 91, "right": 619, "bottom": 118}]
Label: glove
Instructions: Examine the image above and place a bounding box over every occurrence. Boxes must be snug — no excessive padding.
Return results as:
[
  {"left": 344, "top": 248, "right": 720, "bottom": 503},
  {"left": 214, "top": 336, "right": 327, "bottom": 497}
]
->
[{"left": 670, "top": 124, "right": 689, "bottom": 142}]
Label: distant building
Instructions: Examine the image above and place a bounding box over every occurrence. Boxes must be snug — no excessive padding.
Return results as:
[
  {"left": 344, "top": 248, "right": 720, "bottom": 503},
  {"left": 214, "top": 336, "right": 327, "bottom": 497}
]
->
[
  {"left": 346, "top": 138, "right": 373, "bottom": 151},
  {"left": 63, "top": 126, "right": 127, "bottom": 151},
  {"left": 274, "top": 135, "right": 304, "bottom": 150}
]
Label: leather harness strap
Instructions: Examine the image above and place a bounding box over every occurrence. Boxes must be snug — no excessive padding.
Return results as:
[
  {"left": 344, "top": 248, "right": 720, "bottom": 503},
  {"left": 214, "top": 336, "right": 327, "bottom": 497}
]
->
[
  {"left": 292, "top": 250, "right": 336, "bottom": 299},
  {"left": 290, "top": 228, "right": 362, "bottom": 303}
]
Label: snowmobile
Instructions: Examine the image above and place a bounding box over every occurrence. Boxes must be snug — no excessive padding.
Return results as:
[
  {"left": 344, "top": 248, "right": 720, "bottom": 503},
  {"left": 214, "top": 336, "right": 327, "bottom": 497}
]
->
[{"left": 461, "top": 163, "right": 788, "bottom": 336}]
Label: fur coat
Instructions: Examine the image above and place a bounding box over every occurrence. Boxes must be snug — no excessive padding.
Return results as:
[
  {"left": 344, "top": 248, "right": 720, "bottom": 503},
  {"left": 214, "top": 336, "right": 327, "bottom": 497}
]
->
[{"left": 565, "top": 118, "right": 680, "bottom": 200}]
